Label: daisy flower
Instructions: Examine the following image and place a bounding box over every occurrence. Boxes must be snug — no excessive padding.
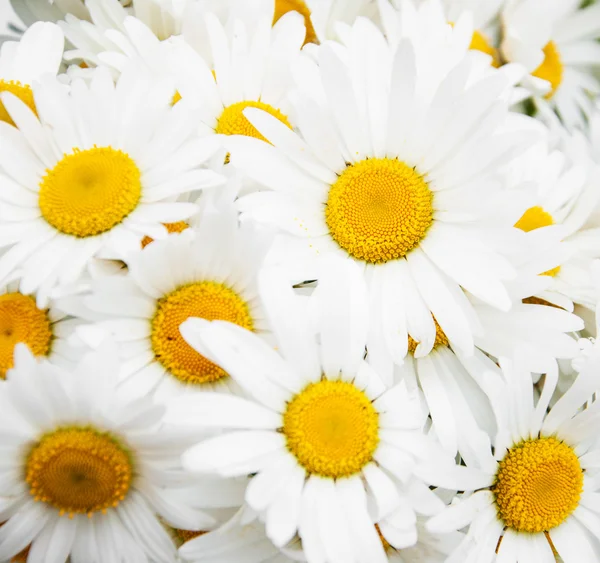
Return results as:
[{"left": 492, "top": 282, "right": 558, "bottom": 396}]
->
[
  {"left": 283, "top": 0, "right": 378, "bottom": 44},
  {"left": 167, "top": 256, "right": 449, "bottom": 562},
  {"left": 0, "top": 21, "right": 64, "bottom": 127},
  {"left": 0, "top": 281, "right": 86, "bottom": 378},
  {"left": 501, "top": 0, "right": 600, "bottom": 128},
  {"left": 388, "top": 0, "right": 505, "bottom": 66},
  {"left": 62, "top": 197, "right": 273, "bottom": 401},
  {"left": 0, "top": 341, "right": 234, "bottom": 563},
  {"left": 508, "top": 137, "right": 600, "bottom": 311},
  {"left": 228, "top": 13, "right": 540, "bottom": 369},
  {"left": 0, "top": 62, "right": 223, "bottom": 302},
  {"left": 169, "top": 9, "right": 305, "bottom": 148},
  {"left": 59, "top": 0, "right": 195, "bottom": 81},
  {"left": 422, "top": 348, "right": 600, "bottom": 562}
]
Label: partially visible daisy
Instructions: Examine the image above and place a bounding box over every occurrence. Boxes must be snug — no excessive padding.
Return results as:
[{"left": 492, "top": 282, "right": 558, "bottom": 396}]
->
[
  {"left": 392, "top": 0, "right": 505, "bottom": 66},
  {"left": 422, "top": 349, "right": 600, "bottom": 562},
  {"left": 60, "top": 0, "right": 191, "bottom": 77},
  {"left": 167, "top": 256, "right": 449, "bottom": 562},
  {"left": 0, "top": 21, "right": 64, "bottom": 126},
  {"left": 229, "top": 13, "right": 540, "bottom": 371},
  {"left": 0, "top": 281, "right": 83, "bottom": 377},
  {"left": 507, "top": 135, "right": 600, "bottom": 311},
  {"left": 501, "top": 0, "right": 600, "bottom": 127},
  {"left": 0, "top": 62, "right": 223, "bottom": 302},
  {"left": 0, "top": 341, "right": 230, "bottom": 563},
  {"left": 63, "top": 197, "right": 273, "bottom": 401},
  {"left": 170, "top": 9, "right": 305, "bottom": 147}
]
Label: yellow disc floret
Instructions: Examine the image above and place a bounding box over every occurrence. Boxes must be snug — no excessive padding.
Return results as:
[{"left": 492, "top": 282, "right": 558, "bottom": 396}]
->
[
  {"left": 469, "top": 30, "right": 500, "bottom": 67},
  {"left": 141, "top": 221, "right": 189, "bottom": 248},
  {"left": 274, "top": 0, "right": 317, "bottom": 44},
  {"left": 532, "top": 42, "right": 563, "bottom": 99},
  {"left": 25, "top": 427, "right": 133, "bottom": 516},
  {"left": 151, "top": 282, "right": 254, "bottom": 385},
  {"left": 0, "top": 80, "right": 36, "bottom": 126},
  {"left": 326, "top": 158, "right": 434, "bottom": 264},
  {"left": 215, "top": 101, "right": 292, "bottom": 142},
  {"left": 493, "top": 437, "right": 583, "bottom": 533},
  {"left": 174, "top": 529, "right": 206, "bottom": 545},
  {"left": 408, "top": 317, "right": 449, "bottom": 353},
  {"left": 39, "top": 147, "right": 142, "bottom": 238},
  {"left": 0, "top": 293, "right": 52, "bottom": 378},
  {"left": 283, "top": 380, "right": 379, "bottom": 478}
]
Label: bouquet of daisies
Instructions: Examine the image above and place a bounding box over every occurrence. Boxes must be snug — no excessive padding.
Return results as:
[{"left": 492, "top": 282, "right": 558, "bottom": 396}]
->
[{"left": 1, "top": 0, "right": 600, "bottom": 561}]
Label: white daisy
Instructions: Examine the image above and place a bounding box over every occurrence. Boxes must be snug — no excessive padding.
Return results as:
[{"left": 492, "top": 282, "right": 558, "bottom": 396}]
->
[
  {"left": 421, "top": 348, "right": 600, "bottom": 563},
  {"left": 61, "top": 196, "right": 273, "bottom": 402},
  {"left": 166, "top": 255, "right": 449, "bottom": 563},
  {"left": 227, "top": 13, "right": 540, "bottom": 372},
  {"left": 0, "top": 21, "right": 64, "bottom": 127},
  {"left": 0, "top": 62, "right": 223, "bottom": 303},
  {"left": 59, "top": 0, "right": 191, "bottom": 79},
  {"left": 390, "top": 0, "right": 504, "bottom": 66},
  {"left": 0, "top": 281, "right": 84, "bottom": 378},
  {"left": 169, "top": 8, "right": 305, "bottom": 148},
  {"left": 0, "top": 340, "right": 238, "bottom": 563},
  {"left": 501, "top": 0, "right": 600, "bottom": 128},
  {"left": 507, "top": 132, "right": 600, "bottom": 311}
]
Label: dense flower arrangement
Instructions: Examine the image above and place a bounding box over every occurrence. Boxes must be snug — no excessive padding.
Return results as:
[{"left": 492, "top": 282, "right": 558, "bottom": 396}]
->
[{"left": 1, "top": 0, "right": 600, "bottom": 561}]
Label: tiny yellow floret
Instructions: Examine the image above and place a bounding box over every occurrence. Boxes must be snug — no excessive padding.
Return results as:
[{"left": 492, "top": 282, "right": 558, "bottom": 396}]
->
[
  {"left": 283, "top": 380, "right": 379, "bottom": 478},
  {"left": 408, "top": 317, "right": 449, "bottom": 353},
  {"left": 0, "top": 80, "right": 36, "bottom": 126},
  {"left": 39, "top": 147, "right": 142, "bottom": 238},
  {"left": 151, "top": 281, "right": 254, "bottom": 385},
  {"left": 469, "top": 30, "right": 500, "bottom": 67},
  {"left": 25, "top": 427, "right": 133, "bottom": 516},
  {"left": 326, "top": 158, "right": 434, "bottom": 264},
  {"left": 216, "top": 100, "right": 292, "bottom": 142},
  {"left": 532, "top": 41, "right": 563, "bottom": 99},
  {"left": 0, "top": 293, "right": 52, "bottom": 378},
  {"left": 493, "top": 437, "right": 583, "bottom": 533},
  {"left": 141, "top": 221, "right": 189, "bottom": 248},
  {"left": 274, "top": 0, "right": 318, "bottom": 44}
]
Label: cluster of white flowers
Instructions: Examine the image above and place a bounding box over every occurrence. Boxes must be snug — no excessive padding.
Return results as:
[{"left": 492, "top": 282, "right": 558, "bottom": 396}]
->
[{"left": 2, "top": 0, "right": 600, "bottom": 561}]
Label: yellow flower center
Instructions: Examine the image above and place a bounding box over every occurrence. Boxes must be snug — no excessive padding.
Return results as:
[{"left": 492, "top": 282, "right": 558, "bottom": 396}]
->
[
  {"left": 274, "top": 0, "right": 317, "bottom": 44},
  {"left": 532, "top": 41, "right": 563, "bottom": 99},
  {"left": 39, "top": 147, "right": 142, "bottom": 238},
  {"left": 215, "top": 101, "right": 292, "bottom": 142},
  {"left": 408, "top": 317, "right": 448, "bottom": 353},
  {"left": 326, "top": 158, "right": 434, "bottom": 264},
  {"left": 0, "top": 293, "right": 52, "bottom": 378},
  {"left": 283, "top": 380, "right": 379, "bottom": 478},
  {"left": 493, "top": 437, "right": 583, "bottom": 533},
  {"left": 151, "top": 282, "right": 254, "bottom": 385},
  {"left": 470, "top": 30, "right": 500, "bottom": 67},
  {"left": 25, "top": 427, "right": 133, "bottom": 517},
  {"left": 0, "top": 80, "right": 36, "bottom": 127},
  {"left": 515, "top": 206, "right": 560, "bottom": 277},
  {"left": 174, "top": 529, "right": 206, "bottom": 545},
  {"left": 141, "top": 221, "right": 189, "bottom": 248}
]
